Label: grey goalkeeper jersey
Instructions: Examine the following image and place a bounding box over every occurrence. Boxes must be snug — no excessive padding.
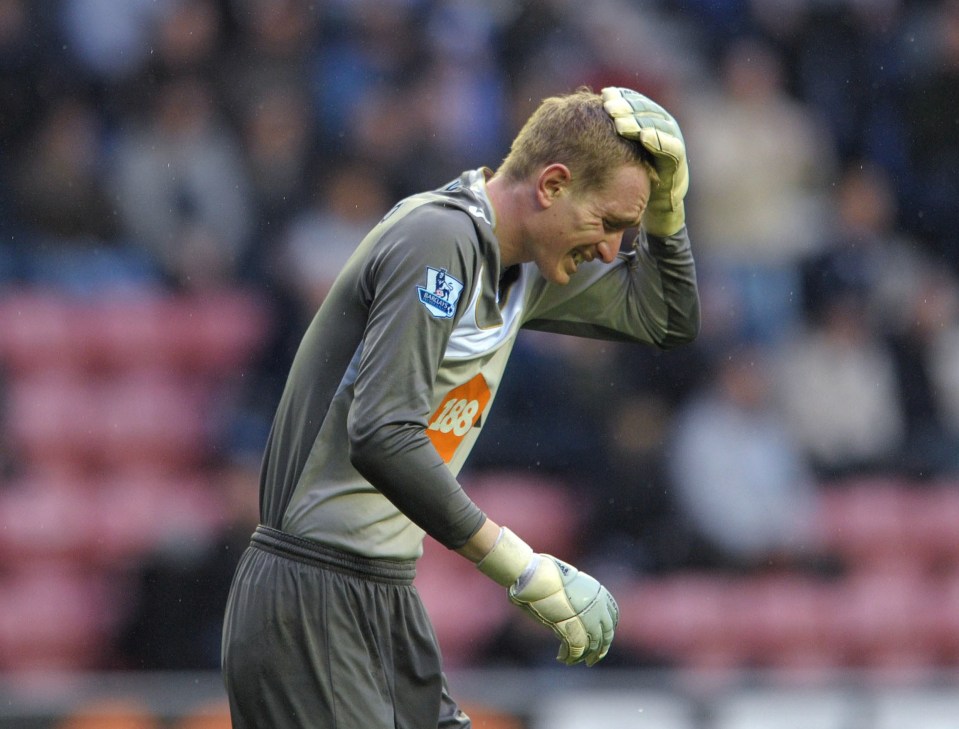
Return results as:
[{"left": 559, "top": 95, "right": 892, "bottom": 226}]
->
[{"left": 260, "top": 168, "right": 699, "bottom": 560}]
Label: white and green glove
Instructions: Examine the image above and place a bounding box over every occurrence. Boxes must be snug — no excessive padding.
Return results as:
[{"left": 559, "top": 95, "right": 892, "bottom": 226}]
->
[
  {"left": 477, "top": 527, "right": 619, "bottom": 666},
  {"left": 602, "top": 86, "right": 689, "bottom": 237}
]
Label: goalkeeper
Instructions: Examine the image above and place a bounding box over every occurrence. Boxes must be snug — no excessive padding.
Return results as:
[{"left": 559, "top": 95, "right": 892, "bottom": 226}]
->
[{"left": 222, "top": 86, "right": 698, "bottom": 728}]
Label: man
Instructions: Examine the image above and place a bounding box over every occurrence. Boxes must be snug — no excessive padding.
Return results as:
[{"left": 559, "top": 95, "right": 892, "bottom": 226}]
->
[{"left": 222, "top": 87, "right": 699, "bottom": 728}]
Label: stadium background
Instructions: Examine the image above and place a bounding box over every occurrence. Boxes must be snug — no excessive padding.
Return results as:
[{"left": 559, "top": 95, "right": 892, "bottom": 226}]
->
[{"left": 1, "top": 0, "right": 959, "bottom": 726}]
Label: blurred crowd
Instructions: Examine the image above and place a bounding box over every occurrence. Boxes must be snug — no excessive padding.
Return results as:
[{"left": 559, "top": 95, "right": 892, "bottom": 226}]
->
[{"left": 1, "top": 0, "right": 959, "bottom": 674}]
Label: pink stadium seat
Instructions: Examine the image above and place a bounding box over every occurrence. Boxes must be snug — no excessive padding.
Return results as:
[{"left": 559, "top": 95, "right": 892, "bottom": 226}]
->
[
  {"left": 82, "top": 294, "right": 172, "bottom": 373},
  {"left": 91, "top": 468, "right": 225, "bottom": 565},
  {"left": 6, "top": 372, "right": 209, "bottom": 470},
  {"left": 923, "top": 569, "right": 959, "bottom": 664},
  {"left": 462, "top": 470, "right": 585, "bottom": 560},
  {"left": 0, "top": 291, "right": 83, "bottom": 374},
  {"left": 0, "top": 564, "right": 120, "bottom": 670},
  {"left": 98, "top": 372, "right": 209, "bottom": 469},
  {"left": 0, "top": 470, "right": 97, "bottom": 564},
  {"left": 829, "top": 568, "right": 939, "bottom": 673},
  {"left": 730, "top": 574, "right": 842, "bottom": 671},
  {"left": 414, "top": 537, "right": 509, "bottom": 668},
  {"left": 909, "top": 483, "right": 959, "bottom": 571},
  {"left": 162, "top": 290, "right": 271, "bottom": 374},
  {"left": 615, "top": 574, "right": 745, "bottom": 669},
  {"left": 5, "top": 372, "right": 96, "bottom": 468},
  {"left": 815, "top": 478, "right": 921, "bottom": 571}
]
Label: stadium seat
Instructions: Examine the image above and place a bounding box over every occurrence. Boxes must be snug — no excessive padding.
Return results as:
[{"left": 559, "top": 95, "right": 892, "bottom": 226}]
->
[
  {"left": 0, "top": 470, "right": 96, "bottom": 563},
  {"left": 462, "top": 470, "right": 585, "bottom": 559},
  {"left": 161, "top": 290, "right": 271, "bottom": 374},
  {"left": 5, "top": 371, "right": 210, "bottom": 470},
  {"left": 91, "top": 468, "right": 225, "bottom": 566},
  {"left": 829, "top": 569, "right": 939, "bottom": 672},
  {"left": 815, "top": 478, "right": 921, "bottom": 571},
  {"left": 82, "top": 294, "right": 171, "bottom": 373},
  {"left": 0, "top": 564, "right": 119, "bottom": 670},
  {"left": 0, "top": 290, "right": 82, "bottom": 374},
  {"left": 729, "top": 574, "right": 842, "bottom": 670},
  {"left": 614, "top": 574, "right": 746, "bottom": 669},
  {"left": 909, "top": 483, "right": 959, "bottom": 571},
  {"left": 414, "top": 537, "right": 509, "bottom": 668}
]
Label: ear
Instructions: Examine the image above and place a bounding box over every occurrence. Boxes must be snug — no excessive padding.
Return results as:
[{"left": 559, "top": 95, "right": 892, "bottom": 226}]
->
[{"left": 535, "top": 164, "right": 572, "bottom": 208}]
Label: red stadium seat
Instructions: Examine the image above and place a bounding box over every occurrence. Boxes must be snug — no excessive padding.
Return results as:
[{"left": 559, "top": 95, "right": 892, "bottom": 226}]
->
[
  {"left": 414, "top": 537, "right": 509, "bottom": 668},
  {"left": 0, "top": 290, "right": 83, "bottom": 374},
  {"left": 0, "top": 564, "right": 121, "bottom": 671},
  {"left": 462, "top": 470, "right": 585, "bottom": 559},
  {"left": 0, "top": 470, "right": 97, "bottom": 564},
  {"left": 829, "top": 568, "right": 939, "bottom": 674},
  {"left": 815, "top": 478, "right": 920, "bottom": 571},
  {"left": 5, "top": 372, "right": 210, "bottom": 470},
  {"left": 615, "top": 574, "right": 746, "bottom": 669},
  {"left": 729, "top": 574, "right": 842, "bottom": 671}
]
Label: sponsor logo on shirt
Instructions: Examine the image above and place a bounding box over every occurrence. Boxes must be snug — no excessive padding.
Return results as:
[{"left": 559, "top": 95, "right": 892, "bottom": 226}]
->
[
  {"left": 426, "top": 373, "right": 491, "bottom": 462},
  {"left": 417, "top": 267, "right": 464, "bottom": 319}
]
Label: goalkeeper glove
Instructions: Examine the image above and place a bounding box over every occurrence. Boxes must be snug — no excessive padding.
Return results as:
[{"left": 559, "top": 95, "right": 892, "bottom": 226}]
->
[
  {"left": 477, "top": 527, "right": 619, "bottom": 666},
  {"left": 602, "top": 86, "right": 689, "bottom": 237}
]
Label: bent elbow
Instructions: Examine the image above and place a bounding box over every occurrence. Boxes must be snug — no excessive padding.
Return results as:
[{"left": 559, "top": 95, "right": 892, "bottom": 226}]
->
[{"left": 657, "top": 300, "right": 701, "bottom": 350}]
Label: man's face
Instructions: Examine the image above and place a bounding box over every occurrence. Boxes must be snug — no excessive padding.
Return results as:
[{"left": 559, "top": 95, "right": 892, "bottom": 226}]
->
[{"left": 531, "top": 163, "right": 651, "bottom": 285}]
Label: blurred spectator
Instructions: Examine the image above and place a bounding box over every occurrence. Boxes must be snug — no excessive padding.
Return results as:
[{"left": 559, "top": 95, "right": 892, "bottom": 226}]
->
[
  {"left": 108, "top": 74, "right": 254, "bottom": 288},
  {"left": 579, "top": 336, "right": 712, "bottom": 576},
  {"left": 8, "top": 94, "right": 116, "bottom": 241},
  {"left": 236, "top": 80, "right": 317, "bottom": 228},
  {"left": 149, "top": 0, "right": 225, "bottom": 78},
  {"left": 887, "top": 269, "right": 959, "bottom": 477},
  {"left": 774, "top": 256, "right": 906, "bottom": 479},
  {"left": 902, "top": 0, "right": 959, "bottom": 269},
  {"left": 469, "top": 331, "right": 619, "bottom": 482},
  {"left": 682, "top": 36, "right": 837, "bottom": 343},
  {"left": 799, "top": 160, "right": 959, "bottom": 478},
  {"left": 115, "top": 456, "right": 260, "bottom": 670},
  {"left": 309, "top": 0, "right": 424, "bottom": 156},
  {"left": 4, "top": 92, "right": 163, "bottom": 292},
  {"left": 785, "top": 0, "right": 910, "bottom": 171},
  {"left": 802, "top": 161, "right": 931, "bottom": 333},
  {"left": 276, "top": 155, "right": 391, "bottom": 318},
  {"left": 665, "top": 342, "right": 821, "bottom": 571},
  {"left": 219, "top": 0, "right": 318, "bottom": 119},
  {"left": 58, "top": 0, "right": 166, "bottom": 83},
  {"left": 0, "top": 0, "right": 47, "bottom": 155}
]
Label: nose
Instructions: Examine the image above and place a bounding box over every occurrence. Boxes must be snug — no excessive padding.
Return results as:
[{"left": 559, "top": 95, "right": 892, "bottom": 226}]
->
[{"left": 595, "top": 235, "right": 619, "bottom": 264}]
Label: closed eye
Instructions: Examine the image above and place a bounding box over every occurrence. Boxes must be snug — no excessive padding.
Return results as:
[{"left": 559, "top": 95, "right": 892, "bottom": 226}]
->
[{"left": 603, "top": 218, "right": 634, "bottom": 233}]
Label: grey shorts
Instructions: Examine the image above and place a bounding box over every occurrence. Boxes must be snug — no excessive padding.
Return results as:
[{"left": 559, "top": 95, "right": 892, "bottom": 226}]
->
[{"left": 222, "top": 526, "right": 471, "bottom": 729}]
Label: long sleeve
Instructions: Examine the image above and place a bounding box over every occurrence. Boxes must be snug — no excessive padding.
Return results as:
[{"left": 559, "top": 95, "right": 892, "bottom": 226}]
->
[{"left": 521, "top": 225, "right": 700, "bottom": 348}]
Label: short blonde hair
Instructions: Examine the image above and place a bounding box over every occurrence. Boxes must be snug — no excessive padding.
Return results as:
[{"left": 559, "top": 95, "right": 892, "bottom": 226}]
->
[{"left": 496, "top": 87, "right": 658, "bottom": 193}]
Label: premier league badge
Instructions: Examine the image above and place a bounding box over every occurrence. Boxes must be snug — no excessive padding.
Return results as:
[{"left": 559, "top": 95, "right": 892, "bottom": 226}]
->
[{"left": 417, "top": 267, "right": 464, "bottom": 319}]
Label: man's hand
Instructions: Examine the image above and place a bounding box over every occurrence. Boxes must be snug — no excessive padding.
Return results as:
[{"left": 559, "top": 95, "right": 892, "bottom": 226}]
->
[
  {"left": 602, "top": 87, "right": 689, "bottom": 237},
  {"left": 476, "top": 527, "right": 619, "bottom": 666}
]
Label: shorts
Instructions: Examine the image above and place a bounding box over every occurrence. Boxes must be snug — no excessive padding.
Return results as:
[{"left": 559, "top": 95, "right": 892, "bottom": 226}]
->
[{"left": 222, "top": 525, "right": 471, "bottom": 729}]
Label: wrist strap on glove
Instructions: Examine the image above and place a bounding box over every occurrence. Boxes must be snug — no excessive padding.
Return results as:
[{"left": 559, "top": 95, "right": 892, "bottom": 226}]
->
[{"left": 476, "top": 527, "right": 535, "bottom": 588}]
